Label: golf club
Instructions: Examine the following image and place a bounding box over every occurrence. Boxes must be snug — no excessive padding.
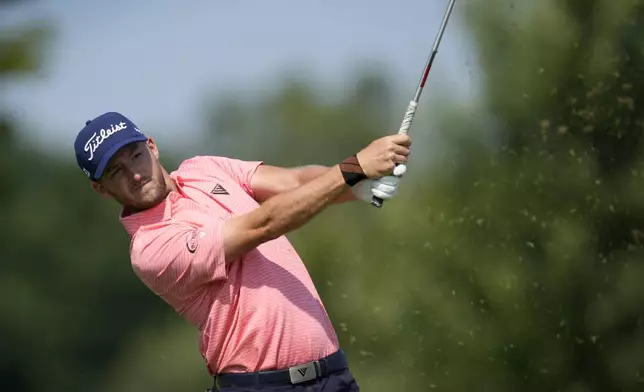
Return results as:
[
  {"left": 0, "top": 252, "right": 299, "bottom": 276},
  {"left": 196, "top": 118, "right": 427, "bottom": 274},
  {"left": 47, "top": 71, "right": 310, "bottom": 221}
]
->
[{"left": 371, "top": 0, "right": 456, "bottom": 208}]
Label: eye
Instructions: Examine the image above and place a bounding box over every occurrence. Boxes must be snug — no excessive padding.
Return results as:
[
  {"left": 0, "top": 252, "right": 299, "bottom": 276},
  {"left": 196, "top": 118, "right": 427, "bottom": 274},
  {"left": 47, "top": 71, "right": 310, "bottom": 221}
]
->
[
  {"left": 109, "top": 167, "right": 121, "bottom": 178},
  {"left": 133, "top": 153, "right": 142, "bottom": 159}
]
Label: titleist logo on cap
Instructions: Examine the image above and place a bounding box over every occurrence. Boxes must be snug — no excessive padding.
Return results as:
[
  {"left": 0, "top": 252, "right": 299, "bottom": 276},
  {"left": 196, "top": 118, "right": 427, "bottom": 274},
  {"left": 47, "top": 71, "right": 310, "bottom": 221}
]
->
[{"left": 84, "top": 122, "right": 128, "bottom": 161}]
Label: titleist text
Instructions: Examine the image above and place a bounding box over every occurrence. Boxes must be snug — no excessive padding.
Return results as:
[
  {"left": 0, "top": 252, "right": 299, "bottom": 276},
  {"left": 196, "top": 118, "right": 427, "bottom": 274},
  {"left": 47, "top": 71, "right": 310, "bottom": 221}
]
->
[{"left": 84, "top": 122, "right": 128, "bottom": 161}]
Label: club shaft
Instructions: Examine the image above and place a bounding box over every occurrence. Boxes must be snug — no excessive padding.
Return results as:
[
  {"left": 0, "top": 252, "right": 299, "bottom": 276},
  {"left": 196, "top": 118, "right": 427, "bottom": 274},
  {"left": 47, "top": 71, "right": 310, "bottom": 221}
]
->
[
  {"left": 371, "top": 0, "right": 456, "bottom": 208},
  {"left": 412, "top": 0, "right": 456, "bottom": 104}
]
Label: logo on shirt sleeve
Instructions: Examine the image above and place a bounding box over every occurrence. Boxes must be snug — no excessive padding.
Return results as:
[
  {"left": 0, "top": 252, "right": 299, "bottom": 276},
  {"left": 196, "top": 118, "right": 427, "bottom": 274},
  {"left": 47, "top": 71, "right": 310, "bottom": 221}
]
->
[
  {"left": 185, "top": 230, "right": 208, "bottom": 253},
  {"left": 186, "top": 229, "right": 201, "bottom": 253}
]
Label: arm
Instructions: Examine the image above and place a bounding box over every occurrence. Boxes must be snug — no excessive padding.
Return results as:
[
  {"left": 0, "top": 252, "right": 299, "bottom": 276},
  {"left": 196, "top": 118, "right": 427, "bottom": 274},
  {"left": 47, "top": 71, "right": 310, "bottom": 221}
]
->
[
  {"left": 130, "top": 222, "right": 227, "bottom": 299},
  {"left": 250, "top": 164, "right": 359, "bottom": 204},
  {"left": 213, "top": 132, "right": 411, "bottom": 262},
  {"left": 223, "top": 164, "right": 350, "bottom": 260},
  {"left": 132, "top": 164, "right": 350, "bottom": 296},
  {"left": 131, "top": 134, "right": 410, "bottom": 293}
]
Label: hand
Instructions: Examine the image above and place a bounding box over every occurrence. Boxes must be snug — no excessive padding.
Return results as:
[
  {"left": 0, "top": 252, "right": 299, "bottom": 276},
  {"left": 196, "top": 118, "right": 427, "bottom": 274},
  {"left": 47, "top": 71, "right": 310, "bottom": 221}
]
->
[
  {"left": 355, "top": 134, "right": 411, "bottom": 179},
  {"left": 352, "top": 164, "right": 407, "bottom": 203}
]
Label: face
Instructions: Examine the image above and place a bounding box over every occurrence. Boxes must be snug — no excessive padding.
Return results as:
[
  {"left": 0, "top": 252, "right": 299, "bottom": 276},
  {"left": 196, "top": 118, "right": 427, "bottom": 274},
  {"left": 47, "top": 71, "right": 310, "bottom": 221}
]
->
[{"left": 92, "top": 138, "right": 171, "bottom": 211}]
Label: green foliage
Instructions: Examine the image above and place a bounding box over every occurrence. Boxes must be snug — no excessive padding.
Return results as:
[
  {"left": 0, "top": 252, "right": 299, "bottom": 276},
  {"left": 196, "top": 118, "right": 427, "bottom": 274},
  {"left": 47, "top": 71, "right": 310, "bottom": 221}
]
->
[
  {"left": 3, "top": 0, "right": 644, "bottom": 391},
  {"left": 0, "top": 4, "right": 208, "bottom": 391},
  {"left": 0, "top": 23, "right": 52, "bottom": 78}
]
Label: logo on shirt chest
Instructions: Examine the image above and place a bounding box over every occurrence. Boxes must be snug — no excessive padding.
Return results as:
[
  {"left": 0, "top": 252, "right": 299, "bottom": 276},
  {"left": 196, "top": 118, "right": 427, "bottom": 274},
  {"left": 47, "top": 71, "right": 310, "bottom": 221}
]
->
[{"left": 211, "top": 183, "right": 229, "bottom": 195}]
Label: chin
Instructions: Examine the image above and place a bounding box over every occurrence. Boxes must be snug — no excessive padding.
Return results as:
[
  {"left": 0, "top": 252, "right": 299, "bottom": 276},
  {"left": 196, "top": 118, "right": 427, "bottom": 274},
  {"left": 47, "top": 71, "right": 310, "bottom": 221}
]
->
[
  {"left": 140, "top": 187, "right": 170, "bottom": 209},
  {"left": 133, "top": 199, "right": 160, "bottom": 210},
  {"left": 138, "top": 195, "right": 163, "bottom": 209}
]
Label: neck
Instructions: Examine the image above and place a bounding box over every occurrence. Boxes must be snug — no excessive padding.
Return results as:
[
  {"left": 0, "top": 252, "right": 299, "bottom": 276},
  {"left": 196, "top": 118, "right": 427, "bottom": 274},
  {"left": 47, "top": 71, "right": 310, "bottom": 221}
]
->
[{"left": 164, "top": 170, "right": 178, "bottom": 194}]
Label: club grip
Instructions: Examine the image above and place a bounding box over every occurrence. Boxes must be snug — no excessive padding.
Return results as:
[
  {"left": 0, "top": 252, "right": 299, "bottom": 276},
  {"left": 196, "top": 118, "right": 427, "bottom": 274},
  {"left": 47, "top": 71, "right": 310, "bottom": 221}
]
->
[
  {"left": 370, "top": 101, "right": 417, "bottom": 208},
  {"left": 396, "top": 100, "right": 418, "bottom": 136}
]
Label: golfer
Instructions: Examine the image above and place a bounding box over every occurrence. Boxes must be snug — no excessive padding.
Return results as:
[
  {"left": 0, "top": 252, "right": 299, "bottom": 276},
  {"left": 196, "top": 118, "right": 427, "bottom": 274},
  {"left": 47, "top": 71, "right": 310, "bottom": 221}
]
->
[{"left": 74, "top": 112, "right": 411, "bottom": 391}]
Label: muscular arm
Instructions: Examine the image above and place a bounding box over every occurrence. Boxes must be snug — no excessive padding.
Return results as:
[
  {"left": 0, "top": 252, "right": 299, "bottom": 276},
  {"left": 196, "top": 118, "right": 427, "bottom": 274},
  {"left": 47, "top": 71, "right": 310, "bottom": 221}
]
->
[
  {"left": 250, "top": 164, "right": 358, "bottom": 204},
  {"left": 130, "top": 164, "right": 354, "bottom": 296},
  {"left": 223, "top": 164, "right": 350, "bottom": 260}
]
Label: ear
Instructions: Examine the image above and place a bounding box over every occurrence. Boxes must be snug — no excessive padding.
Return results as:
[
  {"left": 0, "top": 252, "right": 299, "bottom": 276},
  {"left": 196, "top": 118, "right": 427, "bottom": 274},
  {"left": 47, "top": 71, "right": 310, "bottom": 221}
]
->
[
  {"left": 91, "top": 181, "right": 112, "bottom": 199},
  {"left": 146, "top": 138, "right": 159, "bottom": 159}
]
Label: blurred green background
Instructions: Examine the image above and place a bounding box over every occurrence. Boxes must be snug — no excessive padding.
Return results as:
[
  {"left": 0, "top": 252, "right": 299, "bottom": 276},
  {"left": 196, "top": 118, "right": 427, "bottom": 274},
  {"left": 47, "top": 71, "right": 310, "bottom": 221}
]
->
[{"left": 2, "top": 0, "right": 644, "bottom": 391}]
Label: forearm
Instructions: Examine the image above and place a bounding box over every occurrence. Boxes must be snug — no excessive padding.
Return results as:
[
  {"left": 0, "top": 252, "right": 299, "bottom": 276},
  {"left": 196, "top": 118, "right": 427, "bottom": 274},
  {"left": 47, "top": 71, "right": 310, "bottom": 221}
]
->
[
  {"left": 225, "top": 165, "right": 350, "bottom": 258},
  {"left": 260, "top": 165, "right": 348, "bottom": 238},
  {"left": 294, "top": 165, "right": 358, "bottom": 203}
]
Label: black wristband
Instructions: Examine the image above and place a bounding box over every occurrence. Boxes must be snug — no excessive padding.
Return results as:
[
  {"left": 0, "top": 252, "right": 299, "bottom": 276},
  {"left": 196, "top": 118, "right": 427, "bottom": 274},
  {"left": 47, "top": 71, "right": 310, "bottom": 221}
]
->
[{"left": 339, "top": 155, "right": 367, "bottom": 186}]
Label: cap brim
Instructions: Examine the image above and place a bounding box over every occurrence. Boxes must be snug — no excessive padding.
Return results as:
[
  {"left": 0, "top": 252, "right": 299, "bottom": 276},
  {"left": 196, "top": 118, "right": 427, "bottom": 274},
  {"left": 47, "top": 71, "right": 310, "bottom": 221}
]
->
[{"left": 94, "top": 134, "right": 148, "bottom": 180}]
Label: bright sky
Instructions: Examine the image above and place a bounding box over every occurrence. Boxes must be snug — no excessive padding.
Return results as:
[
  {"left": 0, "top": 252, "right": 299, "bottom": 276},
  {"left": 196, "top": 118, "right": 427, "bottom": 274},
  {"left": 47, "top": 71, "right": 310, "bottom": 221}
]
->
[{"left": 2, "top": 0, "right": 481, "bottom": 153}]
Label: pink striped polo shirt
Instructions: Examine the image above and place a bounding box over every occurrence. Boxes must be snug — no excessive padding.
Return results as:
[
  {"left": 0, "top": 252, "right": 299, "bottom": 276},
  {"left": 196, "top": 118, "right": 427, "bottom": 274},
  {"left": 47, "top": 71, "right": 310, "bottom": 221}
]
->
[{"left": 119, "top": 155, "right": 339, "bottom": 375}]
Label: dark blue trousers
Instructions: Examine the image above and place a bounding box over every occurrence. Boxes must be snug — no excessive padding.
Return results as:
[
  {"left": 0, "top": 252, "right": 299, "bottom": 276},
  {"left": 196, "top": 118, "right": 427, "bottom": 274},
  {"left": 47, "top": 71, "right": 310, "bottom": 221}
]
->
[{"left": 212, "top": 368, "right": 360, "bottom": 392}]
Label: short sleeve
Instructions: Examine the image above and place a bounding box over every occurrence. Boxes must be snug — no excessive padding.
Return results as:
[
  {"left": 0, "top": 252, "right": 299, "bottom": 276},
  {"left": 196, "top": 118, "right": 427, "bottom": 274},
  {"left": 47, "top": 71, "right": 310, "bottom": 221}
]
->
[
  {"left": 206, "top": 156, "right": 263, "bottom": 197},
  {"left": 130, "top": 220, "right": 227, "bottom": 299}
]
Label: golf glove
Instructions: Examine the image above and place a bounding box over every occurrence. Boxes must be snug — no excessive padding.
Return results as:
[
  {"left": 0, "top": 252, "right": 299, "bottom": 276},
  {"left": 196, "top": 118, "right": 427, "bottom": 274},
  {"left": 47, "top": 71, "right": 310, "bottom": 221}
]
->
[{"left": 352, "top": 164, "right": 407, "bottom": 202}]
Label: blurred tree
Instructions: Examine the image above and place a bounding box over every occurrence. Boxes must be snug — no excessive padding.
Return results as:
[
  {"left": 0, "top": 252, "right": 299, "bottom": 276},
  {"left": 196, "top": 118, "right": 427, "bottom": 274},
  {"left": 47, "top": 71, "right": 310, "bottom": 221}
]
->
[
  {"left": 318, "top": 0, "right": 644, "bottom": 390},
  {"left": 3, "top": 0, "right": 644, "bottom": 391},
  {"left": 193, "top": 0, "right": 644, "bottom": 391},
  {"left": 1, "top": 3, "right": 206, "bottom": 392}
]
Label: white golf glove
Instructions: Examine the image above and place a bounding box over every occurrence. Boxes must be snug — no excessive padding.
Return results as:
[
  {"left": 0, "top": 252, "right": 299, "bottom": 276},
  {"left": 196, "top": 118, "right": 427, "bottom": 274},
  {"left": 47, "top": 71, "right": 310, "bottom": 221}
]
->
[{"left": 351, "top": 164, "right": 407, "bottom": 203}]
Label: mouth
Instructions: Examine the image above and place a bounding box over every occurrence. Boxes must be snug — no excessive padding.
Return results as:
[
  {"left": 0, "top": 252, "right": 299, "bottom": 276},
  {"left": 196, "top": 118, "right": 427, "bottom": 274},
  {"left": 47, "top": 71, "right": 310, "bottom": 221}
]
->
[{"left": 131, "top": 179, "right": 151, "bottom": 192}]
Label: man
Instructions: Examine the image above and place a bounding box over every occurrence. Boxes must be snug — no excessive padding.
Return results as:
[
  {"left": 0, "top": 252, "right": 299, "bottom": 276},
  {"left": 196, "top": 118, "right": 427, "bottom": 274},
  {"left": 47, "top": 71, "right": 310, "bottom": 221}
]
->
[{"left": 74, "top": 111, "right": 411, "bottom": 391}]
